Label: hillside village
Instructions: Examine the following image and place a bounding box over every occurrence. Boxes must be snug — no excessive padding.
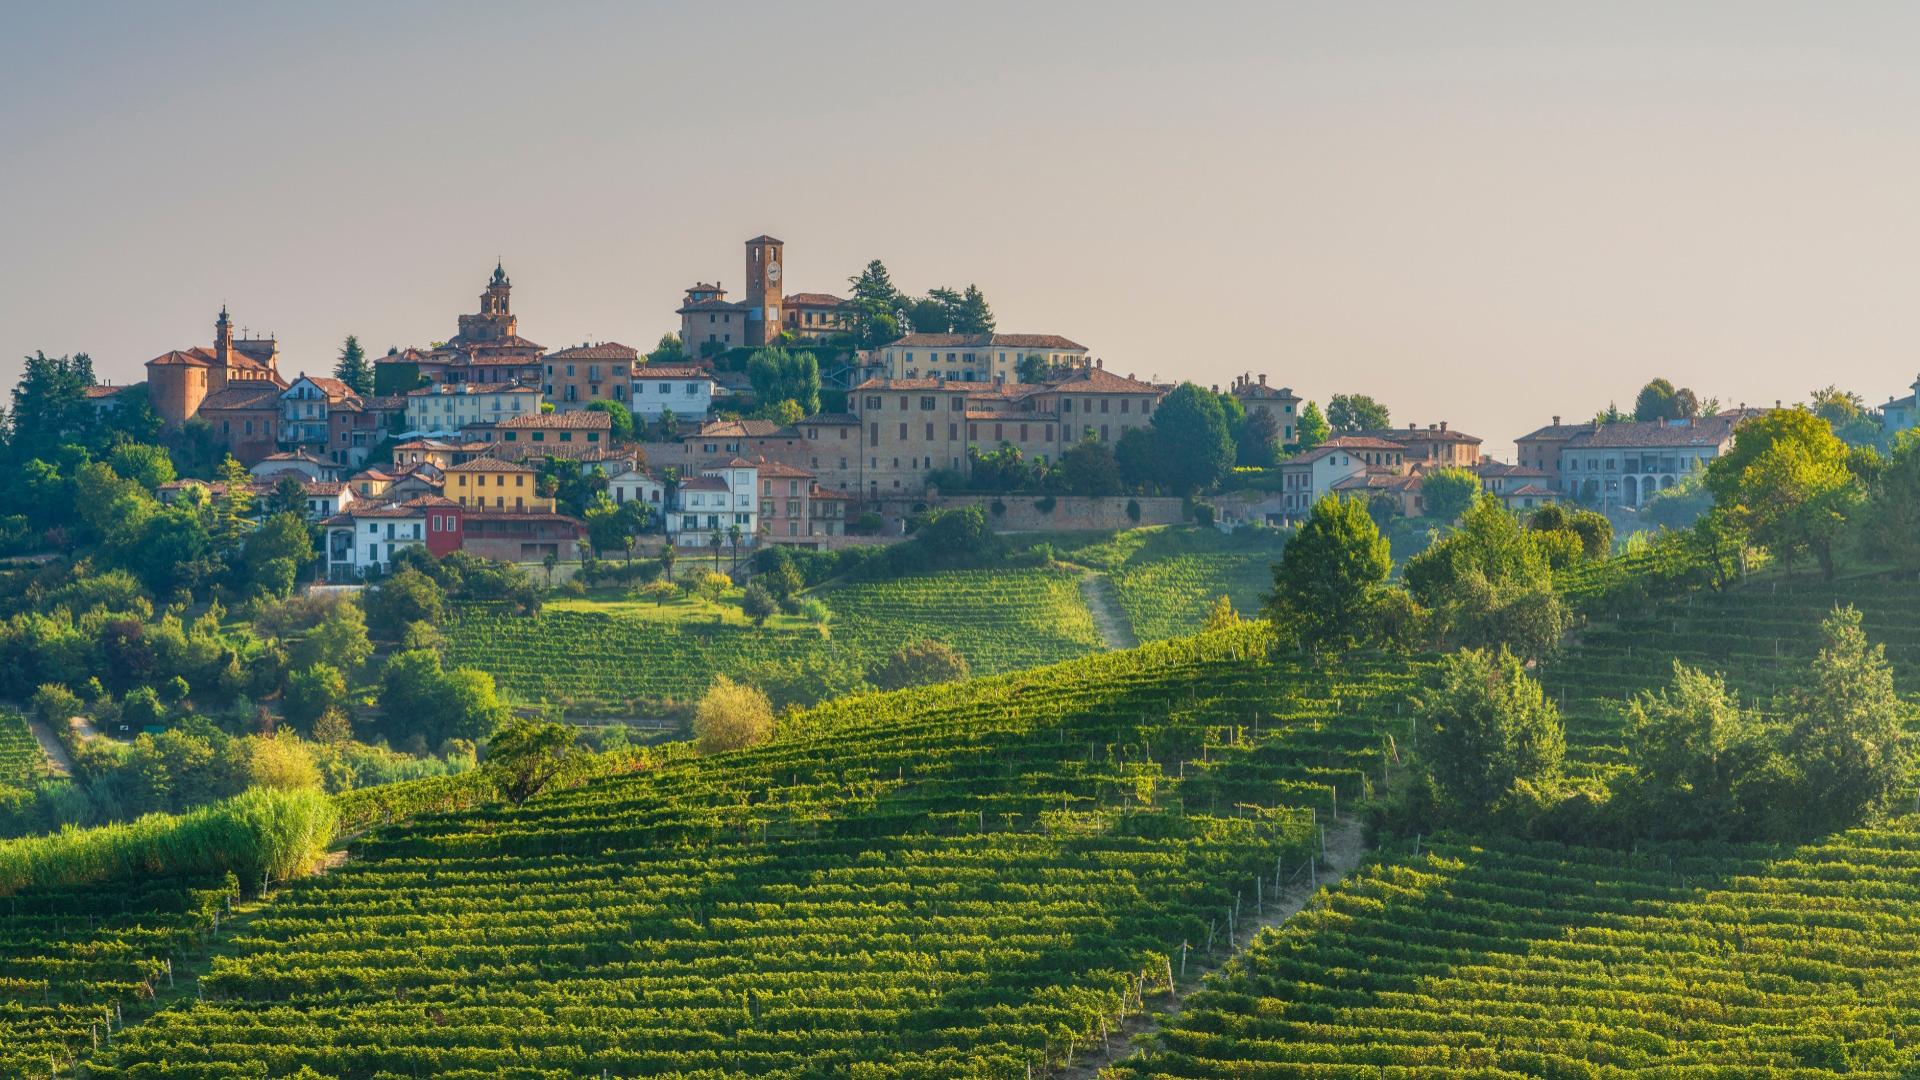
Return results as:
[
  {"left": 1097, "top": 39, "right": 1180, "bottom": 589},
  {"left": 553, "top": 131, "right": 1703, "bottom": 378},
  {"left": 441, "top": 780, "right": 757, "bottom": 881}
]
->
[{"left": 45, "top": 232, "right": 1920, "bottom": 587}]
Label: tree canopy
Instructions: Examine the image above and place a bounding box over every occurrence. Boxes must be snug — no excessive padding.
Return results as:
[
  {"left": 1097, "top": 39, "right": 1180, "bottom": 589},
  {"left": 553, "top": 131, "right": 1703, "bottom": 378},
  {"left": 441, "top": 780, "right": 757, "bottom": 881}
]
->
[
  {"left": 1264, "top": 494, "right": 1394, "bottom": 653},
  {"left": 1326, "top": 393, "right": 1391, "bottom": 433},
  {"left": 1148, "top": 383, "right": 1233, "bottom": 494}
]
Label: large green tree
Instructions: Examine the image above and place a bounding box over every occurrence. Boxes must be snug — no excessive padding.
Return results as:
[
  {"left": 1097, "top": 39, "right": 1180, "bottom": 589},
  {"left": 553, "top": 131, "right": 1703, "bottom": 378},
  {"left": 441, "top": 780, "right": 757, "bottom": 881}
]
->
[
  {"left": 9, "top": 351, "right": 95, "bottom": 459},
  {"left": 1634, "top": 378, "right": 1699, "bottom": 422},
  {"left": 1264, "top": 493, "right": 1394, "bottom": 653},
  {"left": 1419, "top": 646, "right": 1565, "bottom": 819},
  {"left": 1764, "top": 606, "right": 1909, "bottom": 839},
  {"left": 1326, "top": 393, "right": 1391, "bottom": 433},
  {"left": 1420, "top": 467, "right": 1479, "bottom": 521},
  {"left": 1859, "top": 431, "right": 1920, "bottom": 570},
  {"left": 1295, "top": 401, "right": 1330, "bottom": 450},
  {"left": 1405, "top": 494, "right": 1569, "bottom": 660},
  {"left": 1148, "top": 383, "right": 1233, "bottom": 494},
  {"left": 334, "top": 335, "right": 373, "bottom": 396},
  {"left": 1705, "top": 408, "right": 1864, "bottom": 579},
  {"left": 746, "top": 346, "right": 821, "bottom": 417},
  {"left": 845, "top": 260, "right": 908, "bottom": 348}
]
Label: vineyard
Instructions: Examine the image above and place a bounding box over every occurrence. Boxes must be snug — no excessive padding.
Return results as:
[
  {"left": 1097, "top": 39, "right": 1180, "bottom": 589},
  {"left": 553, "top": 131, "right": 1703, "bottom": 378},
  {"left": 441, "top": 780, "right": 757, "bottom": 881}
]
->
[
  {"left": 1062, "top": 527, "right": 1286, "bottom": 642},
  {"left": 74, "top": 627, "right": 1423, "bottom": 1079},
  {"left": 444, "top": 566, "right": 1105, "bottom": 712},
  {"left": 1113, "top": 568, "right": 1920, "bottom": 1078},
  {"left": 0, "top": 708, "right": 47, "bottom": 789},
  {"left": 1115, "top": 825, "right": 1920, "bottom": 1077}
]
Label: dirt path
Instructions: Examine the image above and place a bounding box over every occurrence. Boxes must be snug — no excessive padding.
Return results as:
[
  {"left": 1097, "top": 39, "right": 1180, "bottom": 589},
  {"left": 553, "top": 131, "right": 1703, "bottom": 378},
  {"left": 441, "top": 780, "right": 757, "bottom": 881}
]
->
[
  {"left": 1055, "top": 817, "right": 1368, "bottom": 1078},
  {"left": 1079, "top": 571, "right": 1138, "bottom": 651},
  {"left": 26, "top": 717, "right": 72, "bottom": 778}
]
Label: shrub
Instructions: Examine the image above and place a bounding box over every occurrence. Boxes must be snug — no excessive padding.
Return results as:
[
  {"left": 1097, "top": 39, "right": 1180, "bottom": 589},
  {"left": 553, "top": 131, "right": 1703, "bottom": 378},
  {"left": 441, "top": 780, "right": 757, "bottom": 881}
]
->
[
  {"left": 283, "top": 664, "right": 346, "bottom": 733},
  {"left": 31, "top": 684, "right": 82, "bottom": 729},
  {"left": 1126, "top": 498, "right": 1142, "bottom": 523},
  {"left": 693, "top": 676, "right": 773, "bottom": 755},
  {"left": 122, "top": 687, "right": 167, "bottom": 731},
  {"left": 741, "top": 582, "right": 778, "bottom": 625},
  {"left": 1419, "top": 646, "right": 1564, "bottom": 819},
  {"left": 1033, "top": 496, "right": 1057, "bottom": 514},
  {"left": 868, "top": 639, "right": 971, "bottom": 692}
]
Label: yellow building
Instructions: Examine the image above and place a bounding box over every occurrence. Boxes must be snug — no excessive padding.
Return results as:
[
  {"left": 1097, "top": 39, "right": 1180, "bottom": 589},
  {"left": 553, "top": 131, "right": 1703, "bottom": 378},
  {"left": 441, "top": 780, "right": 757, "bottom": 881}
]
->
[{"left": 443, "top": 458, "right": 552, "bottom": 511}]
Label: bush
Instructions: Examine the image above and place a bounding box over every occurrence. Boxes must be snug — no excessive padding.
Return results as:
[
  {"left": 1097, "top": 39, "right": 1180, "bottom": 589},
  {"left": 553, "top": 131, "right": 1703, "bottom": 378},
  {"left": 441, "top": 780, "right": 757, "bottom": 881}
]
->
[
  {"left": 850, "top": 512, "right": 885, "bottom": 536},
  {"left": 1419, "top": 646, "right": 1564, "bottom": 820},
  {"left": 283, "top": 664, "right": 346, "bottom": 733},
  {"left": 1192, "top": 503, "right": 1216, "bottom": 528},
  {"left": 122, "top": 687, "right": 167, "bottom": 731},
  {"left": 741, "top": 582, "right": 778, "bottom": 625},
  {"left": 1126, "top": 498, "right": 1142, "bottom": 523},
  {"left": 364, "top": 569, "right": 446, "bottom": 641},
  {"left": 31, "top": 684, "right": 82, "bottom": 729},
  {"left": 1033, "top": 496, "right": 1057, "bottom": 514},
  {"left": 693, "top": 676, "right": 773, "bottom": 755},
  {"left": 868, "top": 639, "right": 971, "bottom": 692}
]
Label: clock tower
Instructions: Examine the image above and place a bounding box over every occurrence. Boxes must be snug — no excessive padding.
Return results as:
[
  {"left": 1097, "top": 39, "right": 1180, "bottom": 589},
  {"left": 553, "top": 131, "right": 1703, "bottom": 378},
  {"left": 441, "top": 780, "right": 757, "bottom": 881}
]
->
[{"left": 743, "top": 234, "right": 784, "bottom": 347}]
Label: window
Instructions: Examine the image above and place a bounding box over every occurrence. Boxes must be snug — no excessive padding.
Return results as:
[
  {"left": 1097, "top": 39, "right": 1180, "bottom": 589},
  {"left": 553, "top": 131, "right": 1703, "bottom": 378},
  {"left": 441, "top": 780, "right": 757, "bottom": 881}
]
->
[{"left": 920, "top": 396, "right": 936, "bottom": 411}]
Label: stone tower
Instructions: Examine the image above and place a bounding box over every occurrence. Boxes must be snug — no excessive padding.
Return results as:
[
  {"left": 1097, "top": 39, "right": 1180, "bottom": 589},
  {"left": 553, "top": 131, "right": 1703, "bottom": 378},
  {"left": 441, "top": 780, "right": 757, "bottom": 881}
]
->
[
  {"left": 458, "top": 263, "right": 519, "bottom": 344},
  {"left": 743, "top": 235, "right": 784, "bottom": 347},
  {"left": 209, "top": 306, "right": 233, "bottom": 395}
]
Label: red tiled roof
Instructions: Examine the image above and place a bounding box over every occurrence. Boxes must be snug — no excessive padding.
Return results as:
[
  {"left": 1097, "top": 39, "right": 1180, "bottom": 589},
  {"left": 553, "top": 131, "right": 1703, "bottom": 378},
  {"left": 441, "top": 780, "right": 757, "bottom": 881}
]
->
[
  {"left": 444, "top": 458, "right": 538, "bottom": 474},
  {"left": 1364, "top": 426, "right": 1483, "bottom": 445},
  {"left": 147, "top": 349, "right": 211, "bottom": 368},
  {"left": 783, "top": 292, "right": 845, "bottom": 307},
  {"left": 688, "top": 419, "right": 783, "bottom": 439},
  {"left": 677, "top": 298, "right": 744, "bottom": 314},
  {"left": 1505, "top": 483, "right": 1558, "bottom": 498},
  {"left": 633, "top": 365, "right": 713, "bottom": 379},
  {"left": 752, "top": 458, "right": 814, "bottom": 478},
  {"left": 498, "top": 411, "right": 612, "bottom": 430},
  {"left": 545, "top": 342, "right": 640, "bottom": 361},
  {"left": 83, "top": 384, "right": 131, "bottom": 399},
  {"left": 887, "top": 332, "right": 1087, "bottom": 350},
  {"left": 852, "top": 377, "right": 996, "bottom": 392},
  {"left": 294, "top": 375, "right": 356, "bottom": 399},
  {"left": 198, "top": 385, "right": 284, "bottom": 410},
  {"left": 1038, "top": 368, "right": 1160, "bottom": 395}
]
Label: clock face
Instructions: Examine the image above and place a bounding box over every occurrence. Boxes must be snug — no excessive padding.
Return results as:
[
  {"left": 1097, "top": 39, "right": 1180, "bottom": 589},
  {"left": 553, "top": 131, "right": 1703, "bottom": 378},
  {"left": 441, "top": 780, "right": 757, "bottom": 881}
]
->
[{"left": 766, "top": 261, "right": 781, "bottom": 283}]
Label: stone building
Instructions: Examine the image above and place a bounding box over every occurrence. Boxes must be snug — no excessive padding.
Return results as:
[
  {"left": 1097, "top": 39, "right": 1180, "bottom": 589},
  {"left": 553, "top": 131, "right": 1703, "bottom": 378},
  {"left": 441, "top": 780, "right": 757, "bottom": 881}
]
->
[
  {"left": 871, "top": 333, "right": 1090, "bottom": 385},
  {"left": 677, "top": 236, "right": 847, "bottom": 359},
  {"left": 1515, "top": 412, "right": 1750, "bottom": 508},
  {"left": 544, "top": 342, "right": 638, "bottom": 408},
  {"left": 146, "top": 307, "right": 286, "bottom": 429},
  {"left": 379, "top": 265, "right": 545, "bottom": 388},
  {"left": 1229, "top": 373, "right": 1301, "bottom": 444}
]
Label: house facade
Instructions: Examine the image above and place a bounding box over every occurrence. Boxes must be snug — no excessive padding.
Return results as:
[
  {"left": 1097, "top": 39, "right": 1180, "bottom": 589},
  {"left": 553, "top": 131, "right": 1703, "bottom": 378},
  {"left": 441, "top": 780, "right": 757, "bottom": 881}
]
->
[
  {"left": 405, "top": 382, "right": 541, "bottom": 435},
  {"left": 667, "top": 459, "right": 759, "bottom": 548},
  {"left": 443, "top": 458, "right": 552, "bottom": 511},
  {"left": 1275, "top": 436, "right": 1406, "bottom": 517},
  {"left": 544, "top": 342, "right": 638, "bottom": 408},
  {"left": 630, "top": 366, "right": 715, "bottom": 422},
  {"left": 871, "top": 332, "right": 1090, "bottom": 385}
]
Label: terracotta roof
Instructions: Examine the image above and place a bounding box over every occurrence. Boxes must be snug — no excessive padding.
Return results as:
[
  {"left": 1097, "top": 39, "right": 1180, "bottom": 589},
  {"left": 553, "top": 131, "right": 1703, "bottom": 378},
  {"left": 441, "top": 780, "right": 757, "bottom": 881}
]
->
[
  {"left": 751, "top": 458, "right": 814, "bottom": 478},
  {"left": 498, "top": 411, "right": 612, "bottom": 430},
  {"left": 362, "top": 395, "right": 408, "bottom": 411},
  {"left": 633, "top": 365, "right": 713, "bottom": 379},
  {"left": 351, "top": 469, "right": 396, "bottom": 482},
  {"left": 442, "top": 334, "right": 545, "bottom": 353},
  {"left": 444, "top": 458, "right": 538, "bottom": 474},
  {"left": 887, "top": 332, "right": 1087, "bottom": 351},
  {"left": 259, "top": 450, "right": 329, "bottom": 465},
  {"left": 198, "top": 384, "right": 285, "bottom": 410},
  {"left": 676, "top": 476, "right": 729, "bottom": 492},
  {"left": 292, "top": 375, "right": 356, "bottom": 399},
  {"left": 688, "top": 419, "right": 783, "bottom": 439},
  {"left": 405, "top": 383, "right": 541, "bottom": 397},
  {"left": 783, "top": 292, "right": 845, "bottom": 307},
  {"left": 296, "top": 480, "right": 350, "bottom": 496},
  {"left": 1332, "top": 471, "right": 1423, "bottom": 492},
  {"left": 798, "top": 412, "right": 861, "bottom": 427},
  {"left": 703, "top": 456, "right": 756, "bottom": 469},
  {"left": 1477, "top": 462, "right": 1550, "bottom": 479},
  {"left": 1516, "top": 423, "right": 1592, "bottom": 442},
  {"left": 1563, "top": 416, "right": 1740, "bottom": 450},
  {"left": 83, "top": 384, "right": 131, "bottom": 399},
  {"left": 546, "top": 342, "right": 640, "bottom": 361},
  {"left": 461, "top": 507, "right": 586, "bottom": 529},
  {"left": 1365, "top": 426, "right": 1482, "bottom": 446},
  {"left": 745, "top": 234, "right": 783, "bottom": 244},
  {"left": 1505, "top": 483, "right": 1558, "bottom": 498},
  {"left": 677, "top": 298, "right": 745, "bottom": 314},
  {"left": 1038, "top": 368, "right": 1161, "bottom": 395},
  {"left": 810, "top": 487, "right": 856, "bottom": 501},
  {"left": 853, "top": 377, "right": 997, "bottom": 392},
  {"left": 147, "top": 349, "right": 211, "bottom": 368},
  {"left": 393, "top": 439, "right": 460, "bottom": 451},
  {"left": 1233, "top": 382, "right": 1298, "bottom": 401}
]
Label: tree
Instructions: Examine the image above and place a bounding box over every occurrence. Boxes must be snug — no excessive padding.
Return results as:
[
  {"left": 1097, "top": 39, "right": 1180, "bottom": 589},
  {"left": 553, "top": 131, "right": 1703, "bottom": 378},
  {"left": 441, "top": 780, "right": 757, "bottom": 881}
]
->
[
  {"left": 741, "top": 581, "right": 778, "bottom": 625},
  {"left": 1529, "top": 503, "right": 1612, "bottom": 560},
  {"left": 247, "top": 735, "right": 322, "bottom": 792},
  {"left": 1420, "top": 467, "right": 1479, "bottom": 521},
  {"left": 1114, "top": 427, "right": 1158, "bottom": 491},
  {"left": 1633, "top": 378, "right": 1700, "bottom": 423},
  {"left": 1148, "top": 383, "right": 1233, "bottom": 495},
  {"left": 1405, "top": 494, "right": 1569, "bottom": 660},
  {"left": 746, "top": 346, "right": 821, "bottom": 417},
  {"left": 868, "top": 639, "right": 971, "bottom": 691},
  {"left": 484, "top": 718, "right": 574, "bottom": 805},
  {"left": 9, "top": 351, "right": 95, "bottom": 459},
  {"left": 108, "top": 443, "right": 176, "bottom": 490},
  {"left": 1809, "top": 385, "right": 1881, "bottom": 445},
  {"left": 1705, "top": 409, "right": 1863, "bottom": 579},
  {"left": 288, "top": 597, "right": 374, "bottom": 673},
  {"left": 364, "top": 568, "right": 446, "bottom": 640},
  {"left": 267, "top": 474, "right": 308, "bottom": 518},
  {"left": 1326, "top": 393, "right": 1391, "bottom": 433},
  {"left": 334, "top": 335, "right": 374, "bottom": 396},
  {"left": 1295, "top": 401, "right": 1330, "bottom": 450},
  {"left": 1058, "top": 437, "right": 1123, "bottom": 497},
  {"left": 1202, "top": 596, "right": 1239, "bottom": 632},
  {"left": 583, "top": 399, "right": 635, "bottom": 441},
  {"left": 1235, "top": 408, "right": 1282, "bottom": 468},
  {"left": 845, "top": 260, "right": 908, "bottom": 348},
  {"left": 659, "top": 544, "right": 678, "bottom": 585},
  {"left": 311, "top": 706, "right": 353, "bottom": 746},
  {"left": 693, "top": 675, "right": 773, "bottom": 755},
  {"left": 1859, "top": 431, "right": 1920, "bottom": 570},
  {"left": 1016, "top": 354, "right": 1051, "bottom": 384},
  {"left": 646, "top": 334, "right": 686, "bottom": 365},
  {"left": 1264, "top": 494, "right": 1392, "bottom": 653},
  {"left": 726, "top": 523, "right": 744, "bottom": 573},
  {"left": 283, "top": 664, "right": 345, "bottom": 733},
  {"left": 542, "top": 551, "right": 558, "bottom": 588},
  {"left": 1613, "top": 662, "right": 1760, "bottom": 839},
  {"left": 1765, "top": 606, "right": 1909, "bottom": 839},
  {"left": 954, "top": 285, "right": 995, "bottom": 334},
  {"left": 1419, "top": 646, "right": 1564, "bottom": 819},
  {"left": 907, "top": 291, "right": 957, "bottom": 334},
  {"left": 211, "top": 456, "right": 255, "bottom": 553}
]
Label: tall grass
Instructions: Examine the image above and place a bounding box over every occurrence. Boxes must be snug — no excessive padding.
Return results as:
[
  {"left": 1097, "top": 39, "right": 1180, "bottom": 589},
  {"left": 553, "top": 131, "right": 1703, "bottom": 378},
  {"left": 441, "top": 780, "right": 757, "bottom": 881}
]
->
[{"left": 0, "top": 786, "right": 337, "bottom": 896}]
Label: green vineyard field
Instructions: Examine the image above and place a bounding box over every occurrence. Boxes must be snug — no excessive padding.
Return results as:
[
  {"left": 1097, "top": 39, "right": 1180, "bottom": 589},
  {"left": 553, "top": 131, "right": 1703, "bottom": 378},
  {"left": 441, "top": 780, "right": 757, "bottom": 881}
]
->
[
  {"left": 1063, "top": 527, "right": 1286, "bottom": 642},
  {"left": 0, "top": 708, "right": 47, "bottom": 790},
  {"left": 444, "top": 566, "right": 1105, "bottom": 712},
  {"left": 70, "top": 628, "right": 1421, "bottom": 1079}
]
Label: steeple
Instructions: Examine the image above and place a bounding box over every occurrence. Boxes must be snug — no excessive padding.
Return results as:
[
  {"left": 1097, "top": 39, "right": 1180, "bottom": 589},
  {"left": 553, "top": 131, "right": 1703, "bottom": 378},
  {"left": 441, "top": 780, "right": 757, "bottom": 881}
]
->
[
  {"left": 214, "top": 305, "right": 234, "bottom": 368},
  {"left": 480, "top": 262, "right": 512, "bottom": 318}
]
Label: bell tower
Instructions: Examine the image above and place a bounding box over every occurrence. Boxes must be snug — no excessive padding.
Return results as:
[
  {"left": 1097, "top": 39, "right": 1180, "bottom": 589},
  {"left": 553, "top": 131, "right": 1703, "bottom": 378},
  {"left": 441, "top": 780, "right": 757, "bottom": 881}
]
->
[
  {"left": 743, "top": 235, "right": 784, "bottom": 347},
  {"left": 210, "top": 306, "right": 233, "bottom": 393}
]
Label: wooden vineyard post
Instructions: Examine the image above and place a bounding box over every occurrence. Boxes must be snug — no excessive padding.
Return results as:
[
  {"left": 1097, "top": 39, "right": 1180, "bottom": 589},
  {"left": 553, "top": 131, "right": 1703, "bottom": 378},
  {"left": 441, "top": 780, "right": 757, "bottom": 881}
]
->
[
  {"left": 1180, "top": 941, "right": 1190, "bottom": 979},
  {"left": 1256, "top": 876, "right": 1263, "bottom": 916}
]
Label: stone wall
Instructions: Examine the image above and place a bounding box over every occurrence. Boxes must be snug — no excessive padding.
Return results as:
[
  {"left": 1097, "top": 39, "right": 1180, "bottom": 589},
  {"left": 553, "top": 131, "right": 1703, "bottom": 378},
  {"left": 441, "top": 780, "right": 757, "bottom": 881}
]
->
[{"left": 924, "top": 494, "right": 1186, "bottom": 531}]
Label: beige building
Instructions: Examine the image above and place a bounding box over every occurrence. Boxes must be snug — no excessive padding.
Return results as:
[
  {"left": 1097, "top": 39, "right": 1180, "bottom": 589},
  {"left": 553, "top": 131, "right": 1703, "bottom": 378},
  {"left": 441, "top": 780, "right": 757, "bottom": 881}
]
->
[
  {"left": 871, "top": 332, "right": 1090, "bottom": 385},
  {"left": 405, "top": 382, "right": 541, "bottom": 435},
  {"left": 544, "top": 342, "right": 637, "bottom": 408},
  {"left": 1230, "top": 373, "right": 1302, "bottom": 444},
  {"left": 677, "top": 236, "right": 847, "bottom": 359},
  {"left": 443, "top": 458, "right": 552, "bottom": 511}
]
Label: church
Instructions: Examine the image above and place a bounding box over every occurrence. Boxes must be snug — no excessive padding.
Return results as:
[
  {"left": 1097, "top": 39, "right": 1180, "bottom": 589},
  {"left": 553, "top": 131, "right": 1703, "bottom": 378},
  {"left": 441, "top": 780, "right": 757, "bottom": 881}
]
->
[
  {"left": 145, "top": 306, "right": 287, "bottom": 429},
  {"left": 676, "top": 236, "right": 848, "bottom": 360}
]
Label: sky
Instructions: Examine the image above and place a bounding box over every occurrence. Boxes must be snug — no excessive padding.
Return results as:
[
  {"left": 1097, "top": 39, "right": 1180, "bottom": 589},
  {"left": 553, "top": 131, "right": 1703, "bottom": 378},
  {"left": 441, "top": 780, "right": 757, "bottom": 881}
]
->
[{"left": 5, "top": 1, "right": 1920, "bottom": 458}]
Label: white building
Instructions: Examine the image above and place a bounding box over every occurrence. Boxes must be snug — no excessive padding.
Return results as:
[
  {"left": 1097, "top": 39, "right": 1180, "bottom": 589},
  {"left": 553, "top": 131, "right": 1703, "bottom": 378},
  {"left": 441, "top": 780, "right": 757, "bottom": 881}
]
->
[
  {"left": 1882, "top": 375, "right": 1920, "bottom": 435},
  {"left": 1275, "top": 436, "right": 1406, "bottom": 517},
  {"left": 250, "top": 450, "right": 340, "bottom": 482},
  {"left": 608, "top": 465, "right": 665, "bottom": 510},
  {"left": 405, "top": 382, "right": 541, "bottom": 436},
  {"left": 323, "top": 500, "right": 430, "bottom": 578},
  {"left": 629, "top": 366, "right": 715, "bottom": 422},
  {"left": 280, "top": 375, "right": 356, "bottom": 448},
  {"left": 667, "top": 458, "right": 758, "bottom": 549}
]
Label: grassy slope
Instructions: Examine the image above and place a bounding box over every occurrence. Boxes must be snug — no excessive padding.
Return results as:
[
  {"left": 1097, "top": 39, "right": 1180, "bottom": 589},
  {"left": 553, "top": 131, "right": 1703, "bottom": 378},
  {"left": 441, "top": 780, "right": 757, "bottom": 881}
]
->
[
  {"left": 80, "top": 629, "right": 1426, "bottom": 1078},
  {"left": 1118, "top": 568, "right": 1920, "bottom": 1078},
  {"left": 1059, "top": 526, "right": 1288, "bottom": 642},
  {"left": 0, "top": 708, "right": 46, "bottom": 789},
  {"left": 444, "top": 566, "right": 1105, "bottom": 712}
]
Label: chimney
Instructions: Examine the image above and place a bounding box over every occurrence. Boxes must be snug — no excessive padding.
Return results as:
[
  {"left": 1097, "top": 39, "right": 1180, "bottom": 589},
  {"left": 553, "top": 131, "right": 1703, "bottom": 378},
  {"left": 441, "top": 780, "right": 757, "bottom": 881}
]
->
[
  {"left": 1258, "top": 373, "right": 1267, "bottom": 387},
  {"left": 1774, "top": 399, "right": 1782, "bottom": 410},
  {"left": 1096, "top": 357, "right": 1104, "bottom": 369},
  {"left": 1440, "top": 421, "right": 1448, "bottom": 432},
  {"left": 1408, "top": 422, "right": 1416, "bottom": 430},
  {"left": 1552, "top": 415, "right": 1561, "bottom": 426}
]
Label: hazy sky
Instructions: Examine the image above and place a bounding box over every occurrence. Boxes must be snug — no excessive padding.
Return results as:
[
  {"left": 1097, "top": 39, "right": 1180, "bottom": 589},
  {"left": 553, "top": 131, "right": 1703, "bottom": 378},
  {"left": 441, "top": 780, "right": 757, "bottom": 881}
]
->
[{"left": 6, "top": 2, "right": 1920, "bottom": 457}]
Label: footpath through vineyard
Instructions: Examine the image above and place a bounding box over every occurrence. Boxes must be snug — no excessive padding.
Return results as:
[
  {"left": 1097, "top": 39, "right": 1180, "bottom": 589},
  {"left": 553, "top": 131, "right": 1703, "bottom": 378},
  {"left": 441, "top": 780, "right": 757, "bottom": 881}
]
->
[
  {"left": 1078, "top": 571, "right": 1138, "bottom": 650},
  {"left": 1056, "top": 817, "right": 1366, "bottom": 1078}
]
